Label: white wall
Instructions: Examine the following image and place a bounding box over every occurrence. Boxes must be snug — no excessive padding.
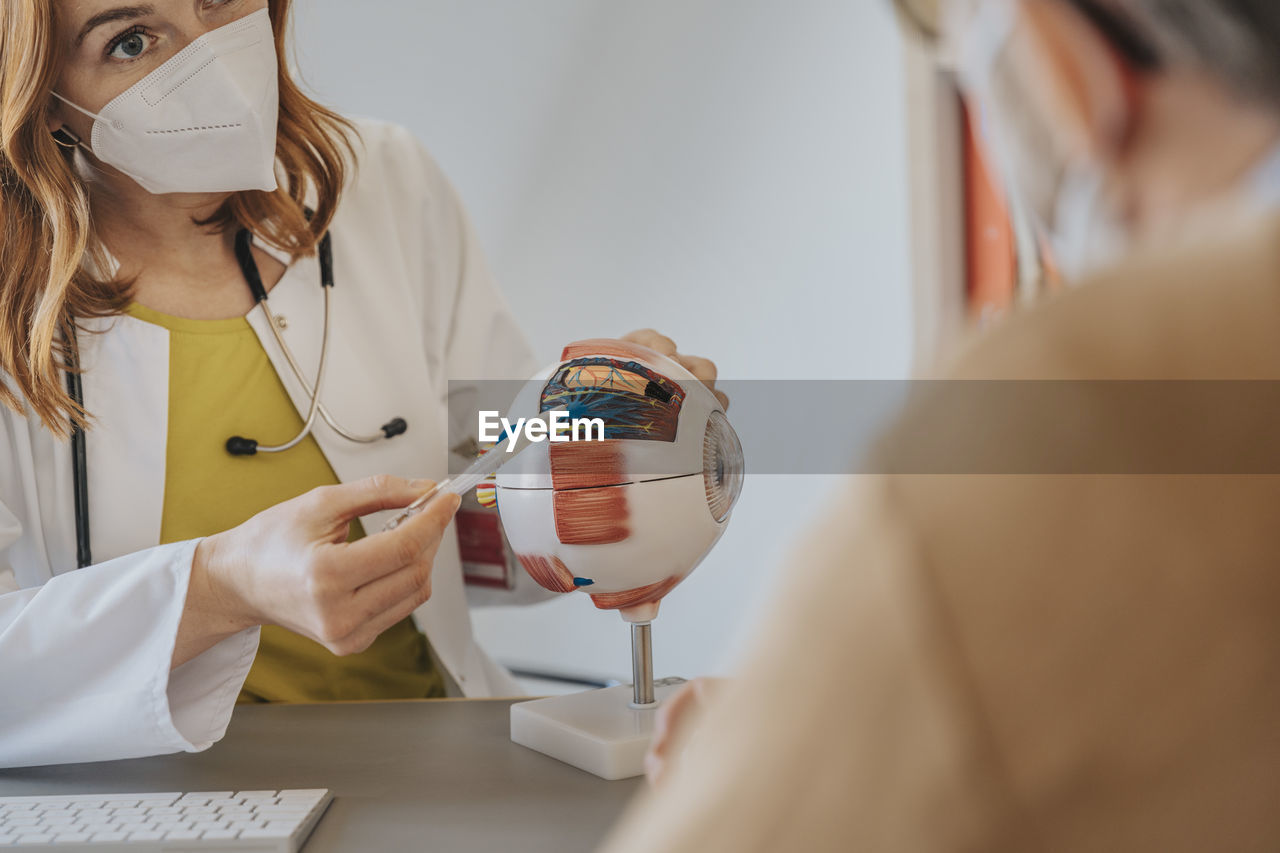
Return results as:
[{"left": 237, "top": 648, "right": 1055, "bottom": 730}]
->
[{"left": 291, "top": 0, "right": 913, "bottom": 682}]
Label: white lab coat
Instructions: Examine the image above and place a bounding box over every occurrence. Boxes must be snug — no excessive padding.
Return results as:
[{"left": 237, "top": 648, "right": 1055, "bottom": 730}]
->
[{"left": 0, "top": 120, "right": 541, "bottom": 768}]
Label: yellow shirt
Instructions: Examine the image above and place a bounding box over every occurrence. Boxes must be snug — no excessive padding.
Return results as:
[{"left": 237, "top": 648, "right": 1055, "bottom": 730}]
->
[{"left": 128, "top": 302, "right": 445, "bottom": 703}]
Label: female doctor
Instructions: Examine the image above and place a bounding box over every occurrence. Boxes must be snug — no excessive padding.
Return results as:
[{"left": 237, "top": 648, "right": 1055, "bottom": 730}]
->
[{"left": 0, "top": 0, "right": 720, "bottom": 768}]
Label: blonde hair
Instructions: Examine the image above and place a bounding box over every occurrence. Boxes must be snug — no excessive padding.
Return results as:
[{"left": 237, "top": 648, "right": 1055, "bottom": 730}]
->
[{"left": 0, "top": 0, "right": 356, "bottom": 437}]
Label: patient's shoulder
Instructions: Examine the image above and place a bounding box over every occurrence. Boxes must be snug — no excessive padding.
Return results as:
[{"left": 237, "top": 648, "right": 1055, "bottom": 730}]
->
[{"left": 868, "top": 217, "right": 1280, "bottom": 829}]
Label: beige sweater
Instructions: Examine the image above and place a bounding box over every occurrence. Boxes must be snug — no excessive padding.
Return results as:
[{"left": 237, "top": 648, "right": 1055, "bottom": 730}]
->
[{"left": 602, "top": 215, "right": 1280, "bottom": 852}]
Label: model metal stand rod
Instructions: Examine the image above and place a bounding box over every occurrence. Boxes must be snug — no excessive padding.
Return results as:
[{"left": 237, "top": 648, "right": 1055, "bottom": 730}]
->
[{"left": 631, "top": 622, "right": 655, "bottom": 706}]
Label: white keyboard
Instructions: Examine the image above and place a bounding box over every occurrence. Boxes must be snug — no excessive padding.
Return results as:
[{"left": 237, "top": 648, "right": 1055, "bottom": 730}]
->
[{"left": 0, "top": 789, "right": 331, "bottom": 852}]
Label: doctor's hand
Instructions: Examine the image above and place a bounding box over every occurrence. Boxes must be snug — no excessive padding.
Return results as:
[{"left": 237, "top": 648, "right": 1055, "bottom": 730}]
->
[
  {"left": 174, "top": 476, "right": 459, "bottom": 668},
  {"left": 621, "top": 329, "right": 729, "bottom": 410}
]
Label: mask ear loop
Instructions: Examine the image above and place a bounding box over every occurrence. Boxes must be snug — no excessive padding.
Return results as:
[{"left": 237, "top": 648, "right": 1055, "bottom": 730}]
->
[{"left": 51, "top": 91, "right": 105, "bottom": 121}]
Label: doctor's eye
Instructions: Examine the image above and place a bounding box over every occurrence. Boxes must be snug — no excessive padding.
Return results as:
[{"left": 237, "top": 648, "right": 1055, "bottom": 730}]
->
[{"left": 105, "top": 27, "right": 156, "bottom": 61}]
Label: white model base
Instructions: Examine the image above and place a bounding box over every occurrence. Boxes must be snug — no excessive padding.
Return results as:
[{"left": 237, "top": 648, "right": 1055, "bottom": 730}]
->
[{"left": 510, "top": 678, "right": 686, "bottom": 780}]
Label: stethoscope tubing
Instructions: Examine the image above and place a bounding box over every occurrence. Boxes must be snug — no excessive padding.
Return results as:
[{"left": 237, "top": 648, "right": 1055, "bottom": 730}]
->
[
  {"left": 251, "top": 283, "right": 334, "bottom": 453},
  {"left": 254, "top": 285, "right": 387, "bottom": 448},
  {"left": 65, "top": 332, "right": 92, "bottom": 570},
  {"left": 227, "top": 228, "right": 405, "bottom": 453}
]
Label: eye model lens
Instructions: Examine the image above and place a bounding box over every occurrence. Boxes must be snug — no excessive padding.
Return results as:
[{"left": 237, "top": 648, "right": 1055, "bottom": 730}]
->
[{"left": 703, "top": 410, "right": 744, "bottom": 522}]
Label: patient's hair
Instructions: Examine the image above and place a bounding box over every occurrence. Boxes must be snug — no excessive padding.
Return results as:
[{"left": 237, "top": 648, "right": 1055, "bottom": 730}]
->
[
  {"left": 0, "top": 0, "right": 356, "bottom": 436},
  {"left": 1112, "top": 1, "right": 1280, "bottom": 104}
]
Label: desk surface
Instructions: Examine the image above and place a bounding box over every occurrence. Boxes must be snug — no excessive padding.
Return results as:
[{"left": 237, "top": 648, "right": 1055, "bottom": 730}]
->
[{"left": 0, "top": 699, "right": 641, "bottom": 852}]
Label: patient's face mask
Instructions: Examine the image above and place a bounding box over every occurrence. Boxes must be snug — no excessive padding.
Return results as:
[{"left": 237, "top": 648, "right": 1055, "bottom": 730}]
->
[
  {"left": 951, "top": 0, "right": 1128, "bottom": 281},
  {"left": 53, "top": 8, "right": 279, "bottom": 196}
]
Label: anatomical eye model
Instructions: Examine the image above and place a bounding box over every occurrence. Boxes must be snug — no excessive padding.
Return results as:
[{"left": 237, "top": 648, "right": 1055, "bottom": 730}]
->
[
  {"left": 496, "top": 338, "right": 743, "bottom": 623},
  {"left": 499, "top": 338, "right": 745, "bottom": 780}
]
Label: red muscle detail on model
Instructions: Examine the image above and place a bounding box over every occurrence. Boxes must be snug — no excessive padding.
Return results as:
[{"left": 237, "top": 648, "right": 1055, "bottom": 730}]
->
[
  {"left": 589, "top": 575, "right": 682, "bottom": 611},
  {"left": 516, "top": 554, "right": 578, "bottom": 594},
  {"left": 554, "top": 487, "right": 630, "bottom": 545},
  {"left": 549, "top": 440, "right": 627, "bottom": 490},
  {"left": 560, "top": 338, "right": 665, "bottom": 363}
]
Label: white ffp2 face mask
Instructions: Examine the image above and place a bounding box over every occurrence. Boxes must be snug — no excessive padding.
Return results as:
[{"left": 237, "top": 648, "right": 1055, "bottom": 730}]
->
[{"left": 53, "top": 8, "right": 279, "bottom": 195}]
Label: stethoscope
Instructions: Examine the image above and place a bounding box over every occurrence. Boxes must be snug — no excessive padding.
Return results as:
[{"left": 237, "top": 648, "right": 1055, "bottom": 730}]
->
[{"left": 67, "top": 228, "right": 408, "bottom": 569}]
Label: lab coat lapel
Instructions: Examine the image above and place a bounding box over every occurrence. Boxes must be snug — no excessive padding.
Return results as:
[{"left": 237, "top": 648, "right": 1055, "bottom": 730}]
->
[
  {"left": 243, "top": 249, "right": 479, "bottom": 691},
  {"left": 78, "top": 315, "right": 170, "bottom": 563}
]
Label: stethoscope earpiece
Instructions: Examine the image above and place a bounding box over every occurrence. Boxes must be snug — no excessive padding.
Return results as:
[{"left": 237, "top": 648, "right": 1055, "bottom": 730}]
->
[
  {"left": 51, "top": 127, "right": 82, "bottom": 149},
  {"left": 226, "top": 436, "right": 260, "bottom": 456},
  {"left": 381, "top": 418, "right": 409, "bottom": 439}
]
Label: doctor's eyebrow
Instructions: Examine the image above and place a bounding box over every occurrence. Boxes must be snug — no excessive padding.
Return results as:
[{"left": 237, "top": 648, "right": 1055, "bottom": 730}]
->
[{"left": 75, "top": 5, "right": 156, "bottom": 46}]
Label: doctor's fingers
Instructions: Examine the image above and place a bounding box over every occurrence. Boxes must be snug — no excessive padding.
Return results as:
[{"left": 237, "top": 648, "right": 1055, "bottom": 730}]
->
[
  {"left": 622, "top": 331, "right": 728, "bottom": 409},
  {"left": 673, "top": 354, "right": 716, "bottom": 382},
  {"left": 300, "top": 506, "right": 450, "bottom": 653},
  {"left": 350, "top": 549, "right": 436, "bottom": 624},
  {"left": 317, "top": 571, "right": 434, "bottom": 656},
  {"left": 341, "top": 492, "right": 461, "bottom": 586},
  {"left": 622, "top": 328, "right": 678, "bottom": 355},
  {"left": 670, "top": 354, "right": 729, "bottom": 411},
  {"left": 327, "top": 564, "right": 438, "bottom": 656},
  {"left": 306, "top": 475, "right": 435, "bottom": 529}
]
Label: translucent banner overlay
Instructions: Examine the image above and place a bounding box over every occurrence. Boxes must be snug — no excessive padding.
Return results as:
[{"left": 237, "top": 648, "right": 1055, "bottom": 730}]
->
[{"left": 448, "top": 380, "right": 1280, "bottom": 475}]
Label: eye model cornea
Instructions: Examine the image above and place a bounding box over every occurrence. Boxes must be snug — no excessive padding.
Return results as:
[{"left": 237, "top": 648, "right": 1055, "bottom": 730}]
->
[{"left": 703, "top": 409, "right": 744, "bottom": 523}]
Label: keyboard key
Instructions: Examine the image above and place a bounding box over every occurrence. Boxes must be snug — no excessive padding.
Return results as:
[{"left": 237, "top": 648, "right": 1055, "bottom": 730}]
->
[
  {"left": 89, "top": 831, "right": 129, "bottom": 842},
  {"left": 203, "top": 829, "right": 241, "bottom": 840},
  {"left": 110, "top": 806, "right": 148, "bottom": 817},
  {"left": 15, "top": 833, "right": 54, "bottom": 844},
  {"left": 241, "top": 825, "right": 294, "bottom": 839},
  {"left": 53, "top": 832, "right": 91, "bottom": 842},
  {"left": 181, "top": 805, "right": 219, "bottom": 816},
  {"left": 165, "top": 829, "right": 203, "bottom": 840},
  {"left": 203, "top": 797, "right": 243, "bottom": 808},
  {"left": 265, "top": 808, "right": 320, "bottom": 819},
  {"left": 127, "top": 830, "right": 165, "bottom": 841}
]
